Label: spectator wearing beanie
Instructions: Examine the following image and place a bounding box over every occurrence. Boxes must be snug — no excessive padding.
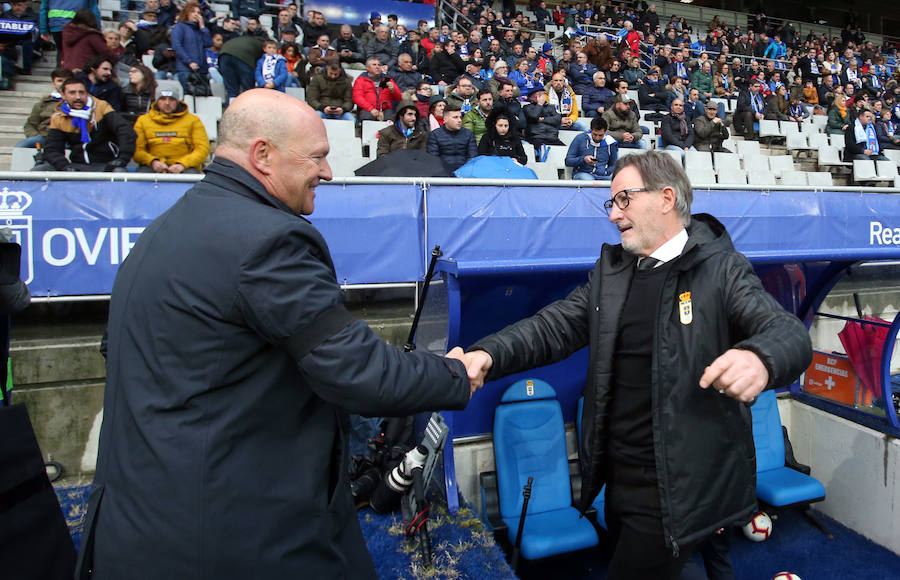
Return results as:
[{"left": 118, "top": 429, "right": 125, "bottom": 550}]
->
[{"left": 132, "top": 84, "right": 209, "bottom": 173}]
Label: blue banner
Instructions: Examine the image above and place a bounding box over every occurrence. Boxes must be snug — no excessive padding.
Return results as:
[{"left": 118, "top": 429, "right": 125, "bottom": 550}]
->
[
  {"left": 305, "top": 0, "right": 434, "bottom": 29},
  {"left": 2, "top": 179, "right": 900, "bottom": 297}
]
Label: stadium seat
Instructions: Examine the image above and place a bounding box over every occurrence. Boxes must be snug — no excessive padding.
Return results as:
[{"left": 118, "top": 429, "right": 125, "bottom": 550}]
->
[
  {"left": 345, "top": 69, "right": 365, "bottom": 81},
  {"left": 810, "top": 115, "right": 828, "bottom": 131},
  {"left": 828, "top": 133, "right": 844, "bottom": 148},
  {"left": 361, "top": 120, "right": 392, "bottom": 157},
  {"left": 574, "top": 94, "right": 583, "bottom": 114},
  {"left": 807, "top": 133, "right": 829, "bottom": 150},
  {"left": 779, "top": 171, "right": 808, "bottom": 186},
  {"left": 492, "top": 379, "right": 599, "bottom": 561},
  {"left": 817, "top": 146, "right": 850, "bottom": 168},
  {"left": 759, "top": 120, "right": 782, "bottom": 139},
  {"left": 626, "top": 89, "right": 639, "bottom": 104},
  {"left": 852, "top": 159, "right": 879, "bottom": 182},
  {"left": 10, "top": 147, "right": 36, "bottom": 171},
  {"left": 531, "top": 162, "right": 560, "bottom": 180},
  {"left": 523, "top": 143, "right": 536, "bottom": 165},
  {"left": 328, "top": 154, "right": 368, "bottom": 177},
  {"left": 210, "top": 81, "right": 226, "bottom": 100},
  {"left": 721, "top": 138, "right": 737, "bottom": 153},
  {"left": 141, "top": 53, "right": 157, "bottom": 72},
  {"left": 743, "top": 154, "right": 769, "bottom": 174},
  {"left": 196, "top": 112, "right": 217, "bottom": 141},
  {"left": 785, "top": 132, "right": 809, "bottom": 151},
  {"left": 716, "top": 170, "right": 747, "bottom": 185},
  {"left": 710, "top": 97, "right": 730, "bottom": 113},
  {"left": 323, "top": 119, "right": 355, "bottom": 143},
  {"left": 781, "top": 122, "right": 800, "bottom": 136},
  {"left": 747, "top": 170, "right": 777, "bottom": 186},
  {"left": 617, "top": 148, "right": 647, "bottom": 158},
  {"left": 735, "top": 140, "right": 760, "bottom": 158},
  {"left": 684, "top": 150, "right": 713, "bottom": 172},
  {"left": 543, "top": 145, "right": 569, "bottom": 169},
  {"left": 751, "top": 390, "right": 829, "bottom": 536},
  {"left": 806, "top": 172, "right": 834, "bottom": 186},
  {"left": 183, "top": 95, "right": 195, "bottom": 113},
  {"left": 768, "top": 155, "right": 795, "bottom": 178},
  {"left": 882, "top": 149, "right": 900, "bottom": 167},
  {"left": 558, "top": 131, "right": 579, "bottom": 146},
  {"left": 875, "top": 160, "right": 899, "bottom": 181},
  {"left": 686, "top": 166, "right": 716, "bottom": 185},
  {"left": 713, "top": 152, "right": 741, "bottom": 174},
  {"left": 285, "top": 86, "right": 305, "bottom": 101},
  {"left": 657, "top": 148, "right": 681, "bottom": 165},
  {"left": 195, "top": 96, "right": 223, "bottom": 121}
]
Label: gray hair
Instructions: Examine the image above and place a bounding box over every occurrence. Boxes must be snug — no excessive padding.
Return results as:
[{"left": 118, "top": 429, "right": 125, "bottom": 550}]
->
[{"left": 612, "top": 151, "right": 693, "bottom": 227}]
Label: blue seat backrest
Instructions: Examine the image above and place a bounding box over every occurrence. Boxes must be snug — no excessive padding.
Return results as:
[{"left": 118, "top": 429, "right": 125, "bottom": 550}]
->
[
  {"left": 495, "top": 379, "right": 571, "bottom": 519},
  {"left": 751, "top": 390, "right": 786, "bottom": 472}
]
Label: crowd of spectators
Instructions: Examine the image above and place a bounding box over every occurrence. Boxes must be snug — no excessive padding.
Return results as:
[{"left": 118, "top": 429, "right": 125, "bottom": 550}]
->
[{"left": 9, "top": 0, "right": 900, "bottom": 174}]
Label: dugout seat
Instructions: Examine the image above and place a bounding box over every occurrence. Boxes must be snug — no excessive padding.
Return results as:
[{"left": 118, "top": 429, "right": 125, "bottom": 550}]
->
[
  {"left": 751, "top": 390, "right": 830, "bottom": 536},
  {"left": 490, "top": 379, "right": 599, "bottom": 561}
]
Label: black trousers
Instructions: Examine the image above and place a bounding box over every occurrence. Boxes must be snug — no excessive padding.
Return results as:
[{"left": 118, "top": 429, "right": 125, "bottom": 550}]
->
[
  {"left": 680, "top": 528, "right": 735, "bottom": 580},
  {"left": 605, "top": 461, "right": 695, "bottom": 580}
]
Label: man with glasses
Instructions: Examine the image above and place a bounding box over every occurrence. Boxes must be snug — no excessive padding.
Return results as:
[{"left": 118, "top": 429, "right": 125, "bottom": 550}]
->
[{"left": 450, "top": 150, "right": 811, "bottom": 580}]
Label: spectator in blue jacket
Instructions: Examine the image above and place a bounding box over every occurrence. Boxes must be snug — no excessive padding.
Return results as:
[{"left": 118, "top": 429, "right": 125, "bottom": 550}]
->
[
  {"left": 171, "top": 1, "right": 213, "bottom": 93},
  {"left": 568, "top": 51, "right": 597, "bottom": 94},
  {"left": 256, "top": 39, "right": 288, "bottom": 92},
  {"left": 581, "top": 71, "right": 614, "bottom": 118},
  {"left": 565, "top": 116, "right": 617, "bottom": 180},
  {"left": 427, "top": 104, "right": 477, "bottom": 172},
  {"left": 763, "top": 34, "right": 787, "bottom": 61}
]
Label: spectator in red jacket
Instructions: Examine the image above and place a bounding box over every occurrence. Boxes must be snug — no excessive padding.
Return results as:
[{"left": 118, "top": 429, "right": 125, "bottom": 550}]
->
[{"left": 352, "top": 57, "right": 402, "bottom": 121}]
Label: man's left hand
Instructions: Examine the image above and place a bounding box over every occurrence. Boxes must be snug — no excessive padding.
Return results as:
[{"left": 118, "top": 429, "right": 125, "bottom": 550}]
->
[
  {"left": 167, "top": 163, "right": 185, "bottom": 174},
  {"left": 699, "top": 349, "right": 769, "bottom": 403}
]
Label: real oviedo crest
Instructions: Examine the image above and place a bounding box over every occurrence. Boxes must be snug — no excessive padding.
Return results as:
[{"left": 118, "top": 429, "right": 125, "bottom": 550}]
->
[
  {"left": 0, "top": 188, "right": 33, "bottom": 284},
  {"left": 678, "top": 291, "right": 692, "bottom": 325}
]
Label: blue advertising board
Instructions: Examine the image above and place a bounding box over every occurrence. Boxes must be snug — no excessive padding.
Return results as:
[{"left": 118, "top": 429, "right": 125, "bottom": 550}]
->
[
  {"left": 1, "top": 178, "right": 899, "bottom": 297},
  {"left": 305, "top": 0, "right": 434, "bottom": 29}
]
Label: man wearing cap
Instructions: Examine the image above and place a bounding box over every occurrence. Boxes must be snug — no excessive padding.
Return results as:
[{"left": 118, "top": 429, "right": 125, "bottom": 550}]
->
[
  {"left": 602, "top": 96, "right": 646, "bottom": 149},
  {"left": 34, "top": 76, "right": 135, "bottom": 171},
  {"left": 278, "top": 25, "right": 299, "bottom": 47},
  {"left": 132, "top": 85, "right": 210, "bottom": 174},
  {"left": 360, "top": 12, "right": 382, "bottom": 48},
  {"left": 273, "top": 8, "right": 294, "bottom": 43},
  {"left": 536, "top": 42, "right": 556, "bottom": 77},
  {"left": 693, "top": 99, "right": 731, "bottom": 153},
  {"left": 376, "top": 102, "right": 427, "bottom": 156}
]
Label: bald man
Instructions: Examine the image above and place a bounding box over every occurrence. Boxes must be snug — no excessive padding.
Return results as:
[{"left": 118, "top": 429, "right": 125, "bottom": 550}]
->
[{"left": 76, "top": 90, "right": 473, "bottom": 580}]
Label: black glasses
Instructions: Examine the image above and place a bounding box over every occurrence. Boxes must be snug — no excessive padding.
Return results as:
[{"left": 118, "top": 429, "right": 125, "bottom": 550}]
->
[{"left": 603, "top": 188, "right": 651, "bottom": 214}]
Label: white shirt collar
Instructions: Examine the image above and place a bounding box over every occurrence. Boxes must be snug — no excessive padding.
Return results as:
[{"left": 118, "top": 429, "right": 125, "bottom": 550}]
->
[{"left": 639, "top": 228, "right": 688, "bottom": 268}]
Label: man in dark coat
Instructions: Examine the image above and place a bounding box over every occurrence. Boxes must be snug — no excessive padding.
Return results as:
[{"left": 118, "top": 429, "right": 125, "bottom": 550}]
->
[
  {"left": 376, "top": 102, "right": 428, "bottom": 156},
  {"left": 450, "top": 151, "right": 812, "bottom": 580},
  {"left": 75, "top": 89, "right": 473, "bottom": 580},
  {"left": 426, "top": 104, "right": 477, "bottom": 171}
]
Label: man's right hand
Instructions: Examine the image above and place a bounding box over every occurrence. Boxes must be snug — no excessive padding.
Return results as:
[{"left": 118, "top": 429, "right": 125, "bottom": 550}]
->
[
  {"left": 584, "top": 155, "right": 596, "bottom": 165},
  {"left": 446, "top": 347, "right": 493, "bottom": 395},
  {"left": 151, "top": 159, "right": 168, "bottom": 173}
]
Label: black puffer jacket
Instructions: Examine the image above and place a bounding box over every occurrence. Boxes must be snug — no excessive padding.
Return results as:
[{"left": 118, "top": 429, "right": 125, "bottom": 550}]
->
[
  {"left": 470, "top": 214, "right": 812, "bottom": 553},
  {"left": 523, "top": 102, "right": 561, "bottom": 145},
  {"left": 426, "top": 125, "right": 477, "bottom": 172}
]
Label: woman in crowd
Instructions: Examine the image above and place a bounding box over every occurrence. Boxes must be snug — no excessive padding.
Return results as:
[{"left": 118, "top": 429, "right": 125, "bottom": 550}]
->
[
  {"left": 482, "top": 53, "right": 497, "bottom": 80},
  {"left": 509, "top": 58, "right": 541, "bottom": 100},
  {"left": 280, "top": 42, "right": 307, "bottom": 87},
  {"left": 171, "top": 0, "right": 212, "bottom": 92},
  {"left": 61, "top": 8, "right": 110, "bottom": 72},
  {"left": 120, "top": 63, "right": 157, "bottom": 125},
  {"left": 666, "top": 75, "right": 687, "bottom": 108},
  {"left": 478, "top": 110, "right": 527, "bottom": 165},
  {"left": 826, "top": 92, "right": 849, "bottom": 134},
  {"left": 875, "top": 108, "right": 900, "bottom": 149},
  {"left": 714, "top": 62, "right": 738, "bottom": 98},
  {"left": 622, "top": 55, "right": 645, "bottom": 89},
  {"left": 764, "top": 84, "right": 790, "bottom": 121},
  {"left": 429, "top": 98, "right": 446, "bottom": 131}
]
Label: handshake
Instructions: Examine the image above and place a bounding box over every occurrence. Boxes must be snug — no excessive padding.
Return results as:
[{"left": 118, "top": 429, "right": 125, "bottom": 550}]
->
[{"left": 445, "top": 347, "right": 492, "bottom": 397}]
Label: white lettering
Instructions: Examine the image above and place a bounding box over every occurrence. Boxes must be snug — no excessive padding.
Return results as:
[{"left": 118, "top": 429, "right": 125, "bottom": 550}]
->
[
  {"left": 120, "top": 227, "right": 144, "bottom": 261},
  {"left": 814, "top": 363, "right": 849, "bottom": 378},
  {"left": 870, "top": 221, "right": 900, "bottom": 246},
  {"left": 43, "top": 228, "right": 76, "bottom": 266},
  {"left": 109, "top": 227, "right": 119, "bottom": 264},
  {"left": 75, "top": 228, "right": 108, "bottom": 266},
  {"left": 870, "top": 221, "right": 882, "bottom": 244}
]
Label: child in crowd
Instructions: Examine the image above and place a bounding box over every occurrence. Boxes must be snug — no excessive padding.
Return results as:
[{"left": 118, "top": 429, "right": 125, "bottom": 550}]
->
[{"left": 255, "top": 39, "right": 288, "bottom": 92}]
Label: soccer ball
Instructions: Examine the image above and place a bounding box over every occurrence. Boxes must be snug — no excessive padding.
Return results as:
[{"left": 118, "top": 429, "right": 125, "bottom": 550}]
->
[
  {"left": 742, "top": 511, "right": 773, "bottom": 542},
  {"left": 772, "top": 573, "right": 801, "bottom": 580}
]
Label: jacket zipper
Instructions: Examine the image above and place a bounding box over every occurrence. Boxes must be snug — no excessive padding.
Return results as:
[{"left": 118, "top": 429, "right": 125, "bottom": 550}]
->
[{"left": 669, "top": 535, "right": 680, "bottom": 558}]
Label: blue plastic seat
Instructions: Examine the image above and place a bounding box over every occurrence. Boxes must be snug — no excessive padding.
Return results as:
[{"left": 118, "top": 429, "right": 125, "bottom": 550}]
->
[
  {"left": 751, "top": 390, "right": 829, "bottom": 535},
  {"left": 494, "top": 379, "right": 599, "bottom": 560}
]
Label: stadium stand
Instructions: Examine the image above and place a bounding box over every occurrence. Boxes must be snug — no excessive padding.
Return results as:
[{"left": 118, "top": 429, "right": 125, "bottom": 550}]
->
[{"left": 0, "top": 0, "right": 895, "bottom": 188}]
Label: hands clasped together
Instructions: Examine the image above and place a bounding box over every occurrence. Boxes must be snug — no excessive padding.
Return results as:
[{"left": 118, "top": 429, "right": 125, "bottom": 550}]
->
[{"left": 445, "top": 347, "right": 492, "bottom": 397}]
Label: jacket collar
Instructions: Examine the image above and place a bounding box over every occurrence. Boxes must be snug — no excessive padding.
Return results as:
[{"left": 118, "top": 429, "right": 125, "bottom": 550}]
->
[{"left": 201, "top": 157, "right": 311, "bottom": 224}]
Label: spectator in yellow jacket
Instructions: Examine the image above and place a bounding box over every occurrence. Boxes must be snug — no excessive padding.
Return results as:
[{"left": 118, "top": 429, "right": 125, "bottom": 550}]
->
[{"left": 132, "top": 86, "right": 210, "bottom": 173}]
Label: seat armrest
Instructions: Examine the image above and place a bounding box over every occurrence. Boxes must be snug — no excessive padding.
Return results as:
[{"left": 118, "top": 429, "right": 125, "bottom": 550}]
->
[{"left": 479, "top": 471, "right": 508, "bottom": 537}]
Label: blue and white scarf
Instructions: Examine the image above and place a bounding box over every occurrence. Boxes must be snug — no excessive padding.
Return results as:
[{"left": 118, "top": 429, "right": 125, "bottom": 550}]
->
[
  {"left": 261, "top": 54, "right": 281, "bottom": 82},
  {"left": 61, "top": 97, "right": 94, "bottom": 144}
]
